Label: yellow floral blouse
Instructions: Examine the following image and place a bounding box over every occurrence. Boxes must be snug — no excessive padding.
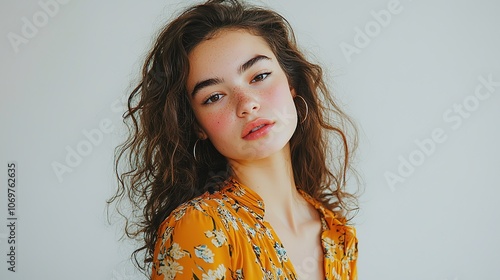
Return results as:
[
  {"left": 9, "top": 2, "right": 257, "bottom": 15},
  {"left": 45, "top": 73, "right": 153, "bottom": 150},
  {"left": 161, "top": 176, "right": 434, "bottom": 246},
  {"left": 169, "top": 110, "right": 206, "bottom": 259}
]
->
[{"left": 152, "top": 179, "right": 358, "bottom": 280}]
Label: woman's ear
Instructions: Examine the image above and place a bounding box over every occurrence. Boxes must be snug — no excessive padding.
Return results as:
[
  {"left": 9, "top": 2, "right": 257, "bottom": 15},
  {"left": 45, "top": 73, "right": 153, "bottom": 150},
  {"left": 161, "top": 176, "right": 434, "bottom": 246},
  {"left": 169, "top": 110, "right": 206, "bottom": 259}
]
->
[
  {"left": 290, "top": 86, "right": 297, "bottom": 97},
  {"left": 193, "top": 121, "right": 208, "bottom": 140}
]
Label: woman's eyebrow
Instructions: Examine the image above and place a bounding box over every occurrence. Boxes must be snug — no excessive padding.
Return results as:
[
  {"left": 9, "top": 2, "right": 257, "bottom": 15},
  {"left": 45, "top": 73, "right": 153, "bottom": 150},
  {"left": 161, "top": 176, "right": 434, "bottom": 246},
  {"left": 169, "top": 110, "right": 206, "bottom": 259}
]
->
[
  {"left": 191, "top": 55, "right": 271, "bottom": 98},
  {"left": 238, "top": 55, "right": 271, "bottom": 74},
  {"left": 191, "top": 78, "right": 224, "bottom": 98}
]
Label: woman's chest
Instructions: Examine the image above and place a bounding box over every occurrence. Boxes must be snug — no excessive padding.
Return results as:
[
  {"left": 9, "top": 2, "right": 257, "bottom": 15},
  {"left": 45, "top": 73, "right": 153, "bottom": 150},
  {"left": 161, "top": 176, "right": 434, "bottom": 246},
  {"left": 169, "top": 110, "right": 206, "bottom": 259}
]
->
[{"left": 229, "top": 214, "right": 325, "bottom": 279}]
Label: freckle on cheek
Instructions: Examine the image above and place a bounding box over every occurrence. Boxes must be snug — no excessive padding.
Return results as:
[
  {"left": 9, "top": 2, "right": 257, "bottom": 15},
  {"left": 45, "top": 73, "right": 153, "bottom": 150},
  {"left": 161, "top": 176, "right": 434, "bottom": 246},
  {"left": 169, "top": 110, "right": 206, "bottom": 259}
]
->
[{"left": 209, "top": 117, "right": 225, "bottom": 131}]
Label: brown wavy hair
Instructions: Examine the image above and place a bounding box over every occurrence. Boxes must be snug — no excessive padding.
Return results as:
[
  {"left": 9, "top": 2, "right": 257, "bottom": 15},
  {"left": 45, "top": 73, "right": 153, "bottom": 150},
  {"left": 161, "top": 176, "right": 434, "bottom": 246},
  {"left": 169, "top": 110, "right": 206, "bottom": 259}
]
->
[{"left": 108, "top": 0, "right": 359, "bottom": 275}]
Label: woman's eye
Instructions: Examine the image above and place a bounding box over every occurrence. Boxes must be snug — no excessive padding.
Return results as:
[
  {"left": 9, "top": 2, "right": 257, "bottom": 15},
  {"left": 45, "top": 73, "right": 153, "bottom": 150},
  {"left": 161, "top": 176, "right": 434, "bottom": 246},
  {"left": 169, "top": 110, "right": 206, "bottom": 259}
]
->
[
  {"left": 204, "top": 93, "right": 223, "bottom": 104},
  {"left": 251, "top": 72, "right": 271, "bottom": 83}
]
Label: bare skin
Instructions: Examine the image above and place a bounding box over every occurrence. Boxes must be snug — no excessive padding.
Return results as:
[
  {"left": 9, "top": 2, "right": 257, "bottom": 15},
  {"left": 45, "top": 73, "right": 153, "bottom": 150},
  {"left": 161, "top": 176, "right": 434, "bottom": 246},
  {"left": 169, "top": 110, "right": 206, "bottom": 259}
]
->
[
  {"left": 231, "top": 147, "right": 324, "bottom": 280},
  {"left": 267, "top": 207, "right": 324, "bottom": 280}
]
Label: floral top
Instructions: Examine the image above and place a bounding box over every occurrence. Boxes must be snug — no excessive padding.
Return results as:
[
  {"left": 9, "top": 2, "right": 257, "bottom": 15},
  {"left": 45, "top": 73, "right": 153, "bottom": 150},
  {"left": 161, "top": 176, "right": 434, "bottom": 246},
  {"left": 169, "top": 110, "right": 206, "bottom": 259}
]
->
[{"left": 152, "top": 179, "right": 358, "bottom": 280}]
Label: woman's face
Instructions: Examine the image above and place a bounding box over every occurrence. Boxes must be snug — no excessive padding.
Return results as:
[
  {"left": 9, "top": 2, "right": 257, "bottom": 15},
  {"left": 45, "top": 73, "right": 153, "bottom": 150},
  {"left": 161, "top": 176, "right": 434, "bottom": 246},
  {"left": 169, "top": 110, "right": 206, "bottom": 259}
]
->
[{"left": 187, "top": 29, "right": 298, "bottom": 162}]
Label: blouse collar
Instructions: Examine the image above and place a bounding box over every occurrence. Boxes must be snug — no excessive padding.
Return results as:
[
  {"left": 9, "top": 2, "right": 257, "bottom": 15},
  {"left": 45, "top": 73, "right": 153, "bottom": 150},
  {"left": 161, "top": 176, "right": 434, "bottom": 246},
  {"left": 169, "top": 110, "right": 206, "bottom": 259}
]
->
[{"left": 222, "top": 178, "right": 346, "bottom": 229}]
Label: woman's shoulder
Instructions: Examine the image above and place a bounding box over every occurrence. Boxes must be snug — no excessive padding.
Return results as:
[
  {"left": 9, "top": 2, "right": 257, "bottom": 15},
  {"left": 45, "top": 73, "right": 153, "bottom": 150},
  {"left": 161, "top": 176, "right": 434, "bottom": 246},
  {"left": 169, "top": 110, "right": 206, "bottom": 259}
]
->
[
  {"left": 163, "top": 191, "right": 225, "bottom": 224},
  {"left": 157, "top": 184, "right": 238, "bottom": 235},
  {"left": 152, "top": 187, "right": 237, "bottom": 279}
]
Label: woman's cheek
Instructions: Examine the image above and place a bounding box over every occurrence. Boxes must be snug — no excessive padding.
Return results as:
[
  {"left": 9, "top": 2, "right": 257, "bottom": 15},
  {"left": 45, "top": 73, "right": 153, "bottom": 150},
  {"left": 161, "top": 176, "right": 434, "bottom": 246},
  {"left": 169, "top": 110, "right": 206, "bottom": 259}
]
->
[
  {"left": 204, "top": 112, "right": 233, "bottom": 139},
  {"left": 265, "top": 82, "right": 294, "bottom": 110},
  {"left": 203, "top": 112, "right": 236, "bottom": 157}
]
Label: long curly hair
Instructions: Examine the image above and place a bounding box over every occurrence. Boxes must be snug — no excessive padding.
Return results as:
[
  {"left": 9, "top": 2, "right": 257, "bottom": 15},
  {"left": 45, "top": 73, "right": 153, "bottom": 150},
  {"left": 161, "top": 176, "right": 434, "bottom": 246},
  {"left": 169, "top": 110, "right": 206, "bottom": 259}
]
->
[{"left": 108, "top": 0, "right": 359, "bottom": 274}]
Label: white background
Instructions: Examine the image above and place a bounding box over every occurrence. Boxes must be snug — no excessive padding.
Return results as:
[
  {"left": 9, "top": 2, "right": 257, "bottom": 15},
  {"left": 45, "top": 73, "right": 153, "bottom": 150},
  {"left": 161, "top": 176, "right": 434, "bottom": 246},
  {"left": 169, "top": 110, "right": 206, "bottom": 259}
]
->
[{"left": 1, "top": 0, "right": 499, "bottom": 279}]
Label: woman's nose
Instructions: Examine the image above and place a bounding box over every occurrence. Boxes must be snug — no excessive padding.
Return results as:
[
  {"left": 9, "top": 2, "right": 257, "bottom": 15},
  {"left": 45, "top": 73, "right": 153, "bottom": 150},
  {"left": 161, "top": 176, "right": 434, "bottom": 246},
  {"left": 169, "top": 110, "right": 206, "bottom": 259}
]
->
[{"left": 235, "top": 90, "right": 260, "bottom": 117}]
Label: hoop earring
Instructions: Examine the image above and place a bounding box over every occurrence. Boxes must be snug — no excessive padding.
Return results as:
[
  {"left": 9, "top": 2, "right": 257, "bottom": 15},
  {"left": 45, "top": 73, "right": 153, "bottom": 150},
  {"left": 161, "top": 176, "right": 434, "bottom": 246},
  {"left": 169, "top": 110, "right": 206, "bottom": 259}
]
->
[
  {"left": 295, "top": 95, "right": 309, "bottom": 124},
  {"left": 193, "top": 139, "right": 201, "bottom": 162}
]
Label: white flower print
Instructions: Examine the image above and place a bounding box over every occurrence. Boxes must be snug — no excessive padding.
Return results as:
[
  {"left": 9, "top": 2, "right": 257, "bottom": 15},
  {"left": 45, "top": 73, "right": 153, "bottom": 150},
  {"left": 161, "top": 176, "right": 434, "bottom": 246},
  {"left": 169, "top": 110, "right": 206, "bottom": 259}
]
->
[
  {"left": 242, "top": 222, "right": 256, "bottom": 238},
  {"left": 257, "top": 200, "right": 264, "bottom": 209},
  {"left": 252, "top": 244, "right": 261, "bottom": 258},
  {"left": 214, "top": 198, "right": 225, "bottom": 207},
  {"left": 205, "top": 229, "right": 227, "bottom": 247},
  {"left": 217, "top": 206, "right": 238, "bottom": 230},
  {"left": 320, "top": 217, "right": 328, "bottom": 230},
  {"left": 169, "top": 242, "right": 188, "bottom": 260},
  {"left": 233, "top": 268, "right": 244, "bottom": 280},
  {"left": 162, "top": 227, "right": 174, "bottom": 242},
  {"left": 157, "top": 259, "right": 183, "bottom": 280},
  {"left": 233, "top": 186, "right": 245, "bottom": 197},
  {"left": 202, "top": 264, "right": 226, "bottom": 280},
  {"left": 274, "top": 242, "right": 288, "bottom": 263},
  {"left": 323, "top": 237, "right": 337, "bottom": 260},
  {"left": 158, "top": 226, "right": 175, "bottom": 256},
  {"left": 342, "top": 247, "right": 357, "bottom": 270},
  {"left": 331, "top": 268, "right": 342, "bottom": 280},
  {"left": 263, "top": 270, "right": 274, "bottom": 280},
  {"left": 188, "top": 199, "right": 205, "bottom": 212},
  {"left": 195, "top": 244, "right": 215, "bottom": 263},
  {"left": 264, "top": 228, "right": 274, "bottom": 239},
  {"left": 173, "top": 208, "right": 187, "bottom": 221}
]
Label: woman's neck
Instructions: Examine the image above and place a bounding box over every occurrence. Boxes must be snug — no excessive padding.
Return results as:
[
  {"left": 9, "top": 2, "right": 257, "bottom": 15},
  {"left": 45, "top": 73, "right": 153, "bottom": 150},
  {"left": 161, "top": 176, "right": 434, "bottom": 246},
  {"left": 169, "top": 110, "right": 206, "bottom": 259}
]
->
[{"left": 228, "top": 144, "right": 313, "bottom": 233}]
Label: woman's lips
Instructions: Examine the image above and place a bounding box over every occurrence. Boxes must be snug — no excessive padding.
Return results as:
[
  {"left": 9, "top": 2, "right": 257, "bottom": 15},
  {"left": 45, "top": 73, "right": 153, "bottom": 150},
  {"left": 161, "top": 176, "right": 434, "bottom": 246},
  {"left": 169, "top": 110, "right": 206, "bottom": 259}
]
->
[
  {"left": 242, "top": 119, "right": 274, "bottom": 140},
  {"left": 243, "top": 123, "right": 274, "bottom": 140}
]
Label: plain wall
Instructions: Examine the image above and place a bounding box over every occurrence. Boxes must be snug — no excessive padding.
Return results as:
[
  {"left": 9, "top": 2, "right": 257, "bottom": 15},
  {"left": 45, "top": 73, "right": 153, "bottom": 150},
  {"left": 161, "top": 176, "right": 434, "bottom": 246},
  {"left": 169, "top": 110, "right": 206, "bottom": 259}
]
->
[{"left": 1, "top": 0, "right": 499, "bottom": 279}]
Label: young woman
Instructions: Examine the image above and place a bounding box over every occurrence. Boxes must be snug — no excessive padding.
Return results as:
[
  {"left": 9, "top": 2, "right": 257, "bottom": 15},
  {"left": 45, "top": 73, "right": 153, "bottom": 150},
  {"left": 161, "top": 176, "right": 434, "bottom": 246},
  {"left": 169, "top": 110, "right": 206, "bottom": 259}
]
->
[{"left": 110, "top": 0, "right": 359, "bottom": 279}]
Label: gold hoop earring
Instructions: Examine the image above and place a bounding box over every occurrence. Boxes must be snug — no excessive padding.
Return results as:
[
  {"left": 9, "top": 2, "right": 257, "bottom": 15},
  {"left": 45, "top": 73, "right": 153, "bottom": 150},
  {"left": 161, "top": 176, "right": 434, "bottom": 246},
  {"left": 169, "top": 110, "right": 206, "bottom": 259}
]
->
[{"left": 295, "top": 95, "right": 309, "bottom": 124}]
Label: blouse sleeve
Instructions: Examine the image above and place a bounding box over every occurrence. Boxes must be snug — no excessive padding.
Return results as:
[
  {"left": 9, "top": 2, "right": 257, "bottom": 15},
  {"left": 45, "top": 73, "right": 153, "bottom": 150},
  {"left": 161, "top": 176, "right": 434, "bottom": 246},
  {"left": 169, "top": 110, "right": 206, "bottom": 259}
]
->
[{"left": 151, "top": 206, "right": 233, "bottom": 280}]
